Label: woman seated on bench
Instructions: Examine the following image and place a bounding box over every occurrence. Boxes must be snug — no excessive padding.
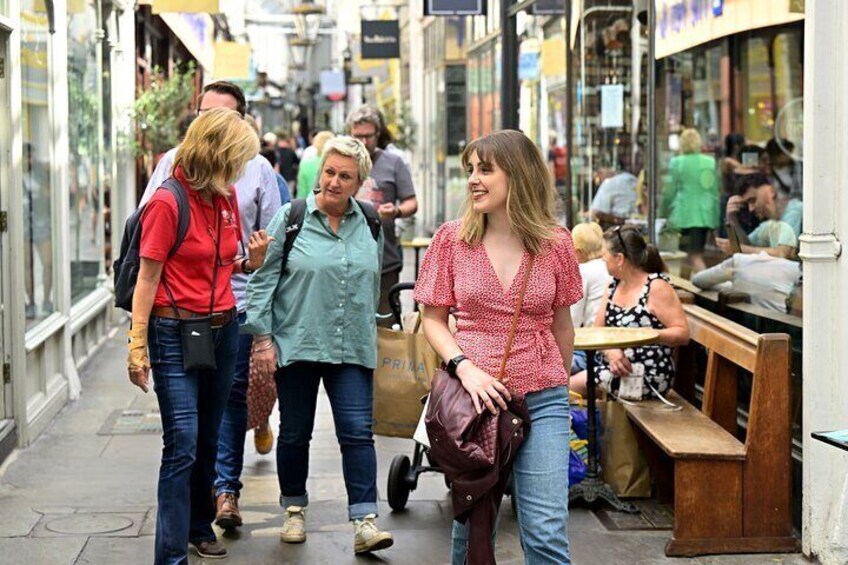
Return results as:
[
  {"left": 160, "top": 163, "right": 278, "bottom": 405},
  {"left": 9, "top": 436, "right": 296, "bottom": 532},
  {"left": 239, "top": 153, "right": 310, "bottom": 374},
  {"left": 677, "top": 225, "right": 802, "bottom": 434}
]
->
[{"left": 571, "top": 226, "right": 689, "bottom": 399}]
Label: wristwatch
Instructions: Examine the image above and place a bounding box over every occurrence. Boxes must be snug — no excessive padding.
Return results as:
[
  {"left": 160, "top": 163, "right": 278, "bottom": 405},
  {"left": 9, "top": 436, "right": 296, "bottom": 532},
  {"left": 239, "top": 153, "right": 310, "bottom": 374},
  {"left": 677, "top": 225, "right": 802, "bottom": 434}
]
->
[
  {"left": 241, "top": 258, "right": 255, "bottom": 274},
  {"left": 446, "top": 354, "right": 468, "bottom": 378}
]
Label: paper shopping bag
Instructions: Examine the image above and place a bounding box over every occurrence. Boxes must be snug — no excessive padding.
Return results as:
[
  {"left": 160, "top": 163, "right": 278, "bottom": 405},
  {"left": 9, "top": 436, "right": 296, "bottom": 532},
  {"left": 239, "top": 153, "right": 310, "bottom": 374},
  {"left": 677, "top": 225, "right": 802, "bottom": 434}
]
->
[
  {"left": 600, "top": 399, "right": 651, "bottom": 498},
  {"left": 373, "top": 321, "right": 439, "bottom": 438}
]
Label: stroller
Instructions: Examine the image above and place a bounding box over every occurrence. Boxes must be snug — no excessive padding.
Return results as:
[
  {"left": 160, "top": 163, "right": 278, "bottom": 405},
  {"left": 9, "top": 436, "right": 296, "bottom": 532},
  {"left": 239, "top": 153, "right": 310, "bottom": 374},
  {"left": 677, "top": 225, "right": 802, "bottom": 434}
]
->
[{"left": 383, "top": 282, "right": 449, "bottom": 511}]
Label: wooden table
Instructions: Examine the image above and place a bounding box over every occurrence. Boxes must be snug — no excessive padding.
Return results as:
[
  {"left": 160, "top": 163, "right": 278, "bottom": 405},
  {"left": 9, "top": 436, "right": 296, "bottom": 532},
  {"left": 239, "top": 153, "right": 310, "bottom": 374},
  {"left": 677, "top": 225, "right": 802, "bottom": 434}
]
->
[{"left": 569, "top": 326, "right": 660, "bottom": 513}]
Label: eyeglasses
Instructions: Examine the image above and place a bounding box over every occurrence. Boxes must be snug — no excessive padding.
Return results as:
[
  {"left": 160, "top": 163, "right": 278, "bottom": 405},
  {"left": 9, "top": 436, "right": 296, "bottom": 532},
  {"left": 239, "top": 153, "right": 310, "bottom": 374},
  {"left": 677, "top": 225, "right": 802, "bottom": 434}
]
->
[{"left": 352, "top": 131, "right": 377, "bottom": 141}]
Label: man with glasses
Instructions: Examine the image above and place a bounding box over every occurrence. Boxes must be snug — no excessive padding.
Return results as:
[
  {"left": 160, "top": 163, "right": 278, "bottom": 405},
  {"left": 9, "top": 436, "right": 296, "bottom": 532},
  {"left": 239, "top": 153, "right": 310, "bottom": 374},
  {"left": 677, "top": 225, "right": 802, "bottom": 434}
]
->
[
  {"left": 140, "top": 81, "right": 285, "bottom": 538},
  {"left": 346, "top": 105, "right": 418, "bottom": 326}
]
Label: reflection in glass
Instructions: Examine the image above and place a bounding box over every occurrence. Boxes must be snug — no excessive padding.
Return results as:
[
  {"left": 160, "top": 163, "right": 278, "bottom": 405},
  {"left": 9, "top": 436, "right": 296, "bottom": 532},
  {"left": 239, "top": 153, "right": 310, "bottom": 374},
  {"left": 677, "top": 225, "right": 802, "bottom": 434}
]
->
[
  {"left": 68, "top": 0, "right": 103, "bottom": 303},
  {"left": 22, "top": 7, "right": 54, "bottom": 327}
]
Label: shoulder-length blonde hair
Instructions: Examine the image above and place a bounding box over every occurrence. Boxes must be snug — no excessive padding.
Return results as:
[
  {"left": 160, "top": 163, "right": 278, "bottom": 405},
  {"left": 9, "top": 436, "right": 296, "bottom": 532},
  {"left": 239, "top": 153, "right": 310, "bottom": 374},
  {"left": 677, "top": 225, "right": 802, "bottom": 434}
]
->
[
  {"left": 173, "top": 108, "right": 259, "bottom": 197},
  {"left": 459, "top": 129, "right": 557, "bottom": 254},
  {"left": 679, "top": 128, "right": 702, "bottom": 155}
]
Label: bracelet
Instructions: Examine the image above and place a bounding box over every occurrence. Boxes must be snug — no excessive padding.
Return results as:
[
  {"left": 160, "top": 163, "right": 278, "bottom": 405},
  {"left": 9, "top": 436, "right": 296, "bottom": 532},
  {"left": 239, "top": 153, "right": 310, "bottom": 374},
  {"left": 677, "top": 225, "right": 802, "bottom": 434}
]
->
[
  {"left": 241, "top": 258, "right": 254, "bottom": 274},
  {"left": 252, "top": 340, "right": 274, "bottom": 352}
]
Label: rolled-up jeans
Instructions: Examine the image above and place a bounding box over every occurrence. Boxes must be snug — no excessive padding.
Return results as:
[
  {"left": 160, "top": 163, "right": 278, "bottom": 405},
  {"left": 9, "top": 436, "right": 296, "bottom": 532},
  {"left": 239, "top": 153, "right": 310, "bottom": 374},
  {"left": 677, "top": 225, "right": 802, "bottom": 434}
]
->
[
  {"left": 451, "top": 385, "right": 572, "bottom": 565},
  {"left": 149, "top": 315, "right": 239, "bottom": 565},
  {"left": 275, "top": 361, "right": 379, "bottom": 520},
  {"left": 214, "top": 311, "right": 252, "bottom": 498}
]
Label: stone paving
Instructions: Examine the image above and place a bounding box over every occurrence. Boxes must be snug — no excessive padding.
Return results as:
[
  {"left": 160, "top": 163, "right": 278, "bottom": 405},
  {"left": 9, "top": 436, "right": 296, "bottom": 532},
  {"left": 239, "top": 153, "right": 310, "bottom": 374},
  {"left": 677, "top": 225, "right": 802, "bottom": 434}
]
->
[{"left": 0, "top": 331, "right": 814, "bottom": 565}]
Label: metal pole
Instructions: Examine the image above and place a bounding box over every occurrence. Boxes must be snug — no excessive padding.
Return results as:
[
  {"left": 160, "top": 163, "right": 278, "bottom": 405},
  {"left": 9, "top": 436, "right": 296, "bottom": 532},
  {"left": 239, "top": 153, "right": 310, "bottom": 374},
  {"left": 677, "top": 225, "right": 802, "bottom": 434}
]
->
[
  {"left": 501, "top": 0, "right": 519, "bottom": 129},
  {"left": 647, "top": 0, "right": 657, "bottom": 243},
  {"left": 564, "top": 0, "right": 574, "bottom": 228}
]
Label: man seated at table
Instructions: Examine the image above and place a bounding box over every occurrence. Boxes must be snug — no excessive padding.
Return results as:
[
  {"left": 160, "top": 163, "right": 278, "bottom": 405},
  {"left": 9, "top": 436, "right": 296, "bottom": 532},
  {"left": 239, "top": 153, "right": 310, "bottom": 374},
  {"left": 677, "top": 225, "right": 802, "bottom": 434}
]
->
[
  {"left": 589, "top": 155, "right": 637, "bottom": 229},
  {"left": 691, "top": 252, "right": 801, "bottom": 314},
  {"left": 716, "top": 173, "right": 801, "bottom": 259}
]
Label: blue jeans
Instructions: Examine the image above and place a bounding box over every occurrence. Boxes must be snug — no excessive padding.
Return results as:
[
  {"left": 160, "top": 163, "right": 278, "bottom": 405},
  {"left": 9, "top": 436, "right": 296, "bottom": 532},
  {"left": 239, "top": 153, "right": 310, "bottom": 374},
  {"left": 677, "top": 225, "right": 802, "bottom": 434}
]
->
[
  {"left": 275, "top": 362, "right": 378, "bottom": 520},
  {"left": 214, "top": 312, "right": 252, "bottom": 497},
  {"left": 149, "top": 316, "right": 239, "bottom": 565},
  {"left": 451, "top": 386, "right": 572, "bottom": 565}
]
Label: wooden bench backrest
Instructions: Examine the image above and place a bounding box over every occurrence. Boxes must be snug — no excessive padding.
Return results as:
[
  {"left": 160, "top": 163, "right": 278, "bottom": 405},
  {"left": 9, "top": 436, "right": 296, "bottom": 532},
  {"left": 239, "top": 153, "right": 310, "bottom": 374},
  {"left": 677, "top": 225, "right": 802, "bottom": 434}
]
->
[{"left": 682, "top": 304, "right": 793, "bottom": 537}]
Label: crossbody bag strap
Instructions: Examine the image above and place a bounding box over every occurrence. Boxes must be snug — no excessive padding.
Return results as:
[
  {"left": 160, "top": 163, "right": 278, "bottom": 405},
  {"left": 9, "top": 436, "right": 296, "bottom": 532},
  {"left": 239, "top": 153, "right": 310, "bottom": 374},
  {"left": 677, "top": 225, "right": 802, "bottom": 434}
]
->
[
  {"left": 498, "top": 254, "right": 535, "bottom": 383},
  {"left": 208, "top": 200, "right": 222, "bottom": 316}
]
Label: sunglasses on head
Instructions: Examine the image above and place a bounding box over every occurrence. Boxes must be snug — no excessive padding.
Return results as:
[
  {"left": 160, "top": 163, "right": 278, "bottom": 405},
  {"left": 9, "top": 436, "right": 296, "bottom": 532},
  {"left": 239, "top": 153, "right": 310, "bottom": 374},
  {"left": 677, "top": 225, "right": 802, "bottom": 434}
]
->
[{"left": 614, "top": 225, "right": 628, "bottom": 257}]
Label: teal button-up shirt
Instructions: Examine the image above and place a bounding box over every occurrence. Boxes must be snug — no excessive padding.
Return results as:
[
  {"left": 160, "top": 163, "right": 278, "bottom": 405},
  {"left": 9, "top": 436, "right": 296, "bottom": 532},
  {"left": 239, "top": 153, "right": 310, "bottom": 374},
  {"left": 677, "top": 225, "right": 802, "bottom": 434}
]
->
[{"left": 243, "top": 193, "right": 384, "bottom": 369}]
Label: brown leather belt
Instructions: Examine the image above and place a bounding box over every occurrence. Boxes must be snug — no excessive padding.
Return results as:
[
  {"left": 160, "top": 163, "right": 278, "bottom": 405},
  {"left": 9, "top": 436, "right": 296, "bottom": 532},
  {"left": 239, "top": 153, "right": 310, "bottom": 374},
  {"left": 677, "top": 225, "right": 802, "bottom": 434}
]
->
[{"left": 151, "top": 306, "right": 238, "bottom": 328}]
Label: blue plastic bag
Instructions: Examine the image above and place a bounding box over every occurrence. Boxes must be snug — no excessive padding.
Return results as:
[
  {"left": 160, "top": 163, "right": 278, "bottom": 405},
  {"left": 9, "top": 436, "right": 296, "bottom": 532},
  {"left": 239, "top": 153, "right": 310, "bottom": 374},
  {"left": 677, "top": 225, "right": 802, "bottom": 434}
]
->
[{"left": 568, "top": 448, "right": 587, "bottom": 485}]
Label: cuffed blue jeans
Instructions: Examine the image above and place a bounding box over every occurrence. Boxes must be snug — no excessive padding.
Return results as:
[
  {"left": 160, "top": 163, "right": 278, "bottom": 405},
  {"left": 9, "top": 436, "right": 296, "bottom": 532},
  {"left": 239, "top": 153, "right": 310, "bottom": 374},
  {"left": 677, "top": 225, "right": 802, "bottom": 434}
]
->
[
  {"left": 213, "top": 312, "right": 252, "bottom": 498},
  {"left": 275, "top": 362, "right": 378, "bottom": 521},
  {"left": 149, "top": 316, "right": 239, "bottom": 565},
  {"left": 451, "top": 385, "right": 572, "bottom": 565}
]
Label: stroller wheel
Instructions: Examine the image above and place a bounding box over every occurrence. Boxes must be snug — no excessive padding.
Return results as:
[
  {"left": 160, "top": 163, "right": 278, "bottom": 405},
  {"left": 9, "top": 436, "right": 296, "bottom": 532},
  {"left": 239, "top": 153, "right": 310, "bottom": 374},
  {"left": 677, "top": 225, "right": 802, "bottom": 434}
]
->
[{"left": 388, "top": 454, "right": 412, "bottom": 511}]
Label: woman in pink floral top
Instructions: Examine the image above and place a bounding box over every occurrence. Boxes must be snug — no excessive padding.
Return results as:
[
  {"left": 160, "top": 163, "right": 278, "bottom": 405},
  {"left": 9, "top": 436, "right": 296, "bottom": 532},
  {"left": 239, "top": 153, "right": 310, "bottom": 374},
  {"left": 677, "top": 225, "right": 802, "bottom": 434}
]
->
[{"left": 415, "top": 129, "right": 583, "bottom": 564}]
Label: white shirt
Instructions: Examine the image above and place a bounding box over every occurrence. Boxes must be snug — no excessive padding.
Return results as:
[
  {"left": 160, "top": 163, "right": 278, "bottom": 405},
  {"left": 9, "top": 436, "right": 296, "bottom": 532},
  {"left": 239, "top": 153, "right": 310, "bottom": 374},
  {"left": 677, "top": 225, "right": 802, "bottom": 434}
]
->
[
  {"left": 140, "top": 148, "right": 283, "bottom": 312},
  {"left": 570, "top": 258, "right": 611, "bottom": 328},
  {"left": 591, "top": 172, "right": 637, "bottom": 218},
  {"left": 691, "top": 252, "right": 801, "bottom": 313}
]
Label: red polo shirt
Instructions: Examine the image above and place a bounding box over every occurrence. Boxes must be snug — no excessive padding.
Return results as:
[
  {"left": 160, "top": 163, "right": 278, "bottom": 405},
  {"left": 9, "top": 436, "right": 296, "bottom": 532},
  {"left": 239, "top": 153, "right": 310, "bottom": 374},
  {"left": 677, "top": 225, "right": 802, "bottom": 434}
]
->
[{"left": 140, "top": 167, "right": 241, "bottom": 313}]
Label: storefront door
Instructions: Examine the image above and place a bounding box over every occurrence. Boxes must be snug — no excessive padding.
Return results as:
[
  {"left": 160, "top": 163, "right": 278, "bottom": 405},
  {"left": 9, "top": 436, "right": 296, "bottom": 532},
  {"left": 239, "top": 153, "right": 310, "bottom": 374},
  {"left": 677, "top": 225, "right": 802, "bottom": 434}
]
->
[{"left": 0, "top": 30, "right": 9, "bottom": 419}]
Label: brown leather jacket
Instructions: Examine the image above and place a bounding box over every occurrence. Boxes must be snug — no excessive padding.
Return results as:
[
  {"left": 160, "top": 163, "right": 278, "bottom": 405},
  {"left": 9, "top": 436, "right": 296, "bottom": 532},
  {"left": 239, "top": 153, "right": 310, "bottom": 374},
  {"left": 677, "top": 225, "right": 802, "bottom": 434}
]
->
[{"left": 427, "top": 395, "right": 530, "bottom": 564}]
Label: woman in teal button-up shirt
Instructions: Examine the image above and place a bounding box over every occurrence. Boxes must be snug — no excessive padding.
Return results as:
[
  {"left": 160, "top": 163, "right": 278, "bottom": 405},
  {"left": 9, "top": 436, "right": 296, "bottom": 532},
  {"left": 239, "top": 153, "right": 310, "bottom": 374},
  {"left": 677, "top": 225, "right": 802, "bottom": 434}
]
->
[{"left": 243, "top": 136, "right": 393, "bottom": 555}]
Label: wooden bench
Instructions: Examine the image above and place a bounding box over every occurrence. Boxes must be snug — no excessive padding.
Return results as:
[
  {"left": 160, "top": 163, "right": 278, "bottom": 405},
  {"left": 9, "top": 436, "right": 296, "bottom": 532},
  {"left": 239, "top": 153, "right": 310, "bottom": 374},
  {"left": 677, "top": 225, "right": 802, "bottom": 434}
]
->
[{"left": 622, "top": 304, "right": 797, "bottom": 556}]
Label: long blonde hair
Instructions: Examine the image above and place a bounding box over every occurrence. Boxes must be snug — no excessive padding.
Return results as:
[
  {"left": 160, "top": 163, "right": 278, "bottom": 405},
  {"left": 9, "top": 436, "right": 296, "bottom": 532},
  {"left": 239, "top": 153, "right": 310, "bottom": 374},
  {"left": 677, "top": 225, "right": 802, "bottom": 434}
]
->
[
  {"left": 174, "top": 108, "right": 259, "bottom": 197},
  {"left": 459, "top": 130, "right": 558, "bottom": 254}
]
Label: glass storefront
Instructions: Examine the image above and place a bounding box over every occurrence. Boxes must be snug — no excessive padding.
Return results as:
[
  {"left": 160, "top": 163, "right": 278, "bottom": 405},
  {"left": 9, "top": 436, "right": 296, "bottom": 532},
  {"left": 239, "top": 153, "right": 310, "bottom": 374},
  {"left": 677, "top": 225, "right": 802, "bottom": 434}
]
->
[
  {"left": 21, "top": 7, "right": 55, "bottom": 329},
  {"left": 68, "top": 0, "right": 105, "bottom": 304}
]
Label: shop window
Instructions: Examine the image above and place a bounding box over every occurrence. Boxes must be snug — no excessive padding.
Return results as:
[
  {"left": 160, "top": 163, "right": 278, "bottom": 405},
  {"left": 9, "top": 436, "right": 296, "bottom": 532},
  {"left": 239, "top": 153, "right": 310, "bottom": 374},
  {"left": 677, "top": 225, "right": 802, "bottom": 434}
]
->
[
  {"left": 741, "top": 36, "right": 772, "bottom": 143},
  {"left": 68, "top": 0, "right": 104, "bottom": 304},
  {"left": 21, "top": 7, "right": 55, "bottom": 328}
]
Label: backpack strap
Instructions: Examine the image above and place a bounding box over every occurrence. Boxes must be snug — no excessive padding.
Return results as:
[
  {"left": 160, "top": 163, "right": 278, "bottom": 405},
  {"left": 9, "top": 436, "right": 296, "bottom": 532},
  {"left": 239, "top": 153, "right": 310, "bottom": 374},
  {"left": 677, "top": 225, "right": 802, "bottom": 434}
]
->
[
  {"left": 355, "top": 199, "right": 382, "bottom": 242},
  {"left": 279, "top": 198, "right": 381, "bottom": 274},
  {"left": 159, "top": 177, "right": 191, "bottom": 258},
  {"left": 281, "top": 198, "right": 308, "bottom": 274}
]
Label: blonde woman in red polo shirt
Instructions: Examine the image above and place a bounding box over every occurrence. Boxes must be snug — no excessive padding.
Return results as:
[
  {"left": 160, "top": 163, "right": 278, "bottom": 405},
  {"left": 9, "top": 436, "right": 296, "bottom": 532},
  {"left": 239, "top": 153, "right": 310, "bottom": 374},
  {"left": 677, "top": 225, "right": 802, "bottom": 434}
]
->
[
  {"left": 126, "top": 108, "right": 271, "bottom": 564},
  {"left": 415, "top": 130, "right": 583, "bottom": 564}
]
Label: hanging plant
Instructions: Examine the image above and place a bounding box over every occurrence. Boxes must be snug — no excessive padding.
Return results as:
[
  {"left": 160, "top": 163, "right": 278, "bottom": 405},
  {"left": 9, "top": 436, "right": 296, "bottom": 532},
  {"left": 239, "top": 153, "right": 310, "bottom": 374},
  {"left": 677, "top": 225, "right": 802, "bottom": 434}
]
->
[{"left": 130, "top": 63, "right": 197, "bottom": 158}]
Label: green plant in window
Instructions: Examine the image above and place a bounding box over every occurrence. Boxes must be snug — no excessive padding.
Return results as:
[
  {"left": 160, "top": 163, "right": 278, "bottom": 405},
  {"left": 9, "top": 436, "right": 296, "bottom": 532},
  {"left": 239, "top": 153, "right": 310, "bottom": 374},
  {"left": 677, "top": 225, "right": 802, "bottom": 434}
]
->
[
  {"left": 131, "top": 63, "right": 197, "bottom": 158},
  {"left": 391, "top": 100, "right": 417, "bottom": 151}
]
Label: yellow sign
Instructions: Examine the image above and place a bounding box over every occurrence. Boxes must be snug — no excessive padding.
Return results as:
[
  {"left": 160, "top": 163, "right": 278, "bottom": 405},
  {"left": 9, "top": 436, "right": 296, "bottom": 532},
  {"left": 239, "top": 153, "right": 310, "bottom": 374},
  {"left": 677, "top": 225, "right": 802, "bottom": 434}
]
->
[
  {"left": 153, "top": 0, "right": 218, "bottom": 14},
  {"left": 542, "top": 37, "right": 565, "bottom": 78},
  {"left": 656, "top": 0, "right": 803, "bottom": 59},
  {"left": 214, "top": 42, "right": 251, "bottom": 80}
]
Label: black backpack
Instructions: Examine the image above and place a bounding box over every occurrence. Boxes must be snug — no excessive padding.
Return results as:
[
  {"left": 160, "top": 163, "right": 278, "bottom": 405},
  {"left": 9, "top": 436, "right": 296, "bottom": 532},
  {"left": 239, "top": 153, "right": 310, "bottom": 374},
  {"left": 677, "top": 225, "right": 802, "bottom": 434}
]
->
[
  {"left": 280, "top": 198, "right": 381, "bottom": 273},
  {"left": 113, "top": 178, "right": 191, "bottom": 312}
]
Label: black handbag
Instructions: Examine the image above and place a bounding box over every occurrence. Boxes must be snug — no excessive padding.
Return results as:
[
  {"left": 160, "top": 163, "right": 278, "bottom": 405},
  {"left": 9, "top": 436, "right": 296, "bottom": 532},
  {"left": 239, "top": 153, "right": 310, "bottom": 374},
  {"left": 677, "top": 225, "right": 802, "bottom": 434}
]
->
[{"left": 165, "top": 200, "right": 222, "bottom": 372}]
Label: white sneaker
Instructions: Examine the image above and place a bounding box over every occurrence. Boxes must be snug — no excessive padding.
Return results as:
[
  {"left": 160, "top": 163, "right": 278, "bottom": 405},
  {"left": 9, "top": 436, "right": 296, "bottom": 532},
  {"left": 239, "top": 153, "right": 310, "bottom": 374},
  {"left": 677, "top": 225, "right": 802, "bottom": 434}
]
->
[
  {"left": 353, "top": 514, "right": 393, "bottom": 554},
  {"left": 280, "top": 505, "right": 306, "bottom": 543}
]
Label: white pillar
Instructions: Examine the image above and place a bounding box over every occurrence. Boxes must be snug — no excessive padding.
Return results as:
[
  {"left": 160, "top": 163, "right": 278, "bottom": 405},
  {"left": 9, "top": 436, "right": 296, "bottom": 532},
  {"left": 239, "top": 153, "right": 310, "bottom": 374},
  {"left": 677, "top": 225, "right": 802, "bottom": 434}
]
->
[{"left": 801, "top": 2, "right": 848, "bottom": 564}]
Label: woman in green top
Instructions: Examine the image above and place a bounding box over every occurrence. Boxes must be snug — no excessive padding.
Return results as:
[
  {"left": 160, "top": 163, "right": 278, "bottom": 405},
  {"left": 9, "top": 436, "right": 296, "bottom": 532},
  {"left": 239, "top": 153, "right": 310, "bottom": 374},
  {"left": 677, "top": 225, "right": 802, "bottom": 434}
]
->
[
  {"left": 243, "top": 136, "right": 393, "bottom": 555},
  {"left": 661, "top": 128, "right": 720, "bottom": 272},
  {"left": 296, "top": 130, "right": 335, "bottom": 198}
]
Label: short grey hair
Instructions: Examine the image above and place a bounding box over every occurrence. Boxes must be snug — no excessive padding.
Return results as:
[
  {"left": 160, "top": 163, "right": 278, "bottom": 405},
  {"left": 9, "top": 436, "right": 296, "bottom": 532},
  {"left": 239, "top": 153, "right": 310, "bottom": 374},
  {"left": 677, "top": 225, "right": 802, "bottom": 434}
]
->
[
  {"left": 345, "top": 105, "right": 383, "bottom": 133},
  {"left": 320, "top": 136, "right": 372, "bottom": 182}
]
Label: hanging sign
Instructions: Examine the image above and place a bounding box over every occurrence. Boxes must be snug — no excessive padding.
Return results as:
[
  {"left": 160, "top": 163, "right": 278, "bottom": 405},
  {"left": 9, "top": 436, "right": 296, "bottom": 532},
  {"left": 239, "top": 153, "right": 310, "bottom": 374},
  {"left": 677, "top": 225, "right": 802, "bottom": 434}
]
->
[
  {"left": 361, "top": 20, "right": 400, "bottom": 59},
  {"left": 214, "top": 42, "right": 251, "bottom": 80},
  {"left": 518, "top": 52, "right": 540, "bottom": 81},
  {"left": 153, "top": 0, "right": 218, "bottom": 13},
  {"left": 533, "top": 0, "right": 565, "bottom": 15},
  {"left": 320, "top": 70, "right": 347, "bottom": 102},
  {"left": 424, "top": 0, "right": 485, "bottom": 16}
]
